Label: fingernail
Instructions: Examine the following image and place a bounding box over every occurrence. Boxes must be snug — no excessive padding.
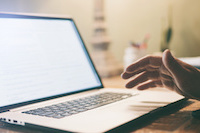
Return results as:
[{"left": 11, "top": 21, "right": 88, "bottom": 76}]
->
[{"left": 121, "top": 73, "right": 124, "bottom": 78}]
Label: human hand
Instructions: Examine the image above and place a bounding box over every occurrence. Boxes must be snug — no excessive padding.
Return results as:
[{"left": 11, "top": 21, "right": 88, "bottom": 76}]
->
[{"left": 121, "top": 49, "right": 200, "bottom": 100}]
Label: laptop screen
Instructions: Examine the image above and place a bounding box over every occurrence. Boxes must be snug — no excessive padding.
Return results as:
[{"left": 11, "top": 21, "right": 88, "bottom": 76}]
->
[{"left": 0, "top": 14, "right": 102, "bottom": 108}]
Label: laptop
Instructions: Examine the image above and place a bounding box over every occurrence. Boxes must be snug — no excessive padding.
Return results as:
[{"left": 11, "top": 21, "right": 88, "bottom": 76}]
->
[{"left": 0, "top": 12, "right": 184, "bottom": 133}]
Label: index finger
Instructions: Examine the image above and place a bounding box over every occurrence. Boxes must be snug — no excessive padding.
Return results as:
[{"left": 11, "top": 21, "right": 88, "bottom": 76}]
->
[{"left": 126, "top": 55, "right": 162, "bottom": 73}]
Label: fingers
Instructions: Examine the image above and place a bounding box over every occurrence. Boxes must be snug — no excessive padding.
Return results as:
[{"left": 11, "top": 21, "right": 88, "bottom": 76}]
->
[
  {"left": 162, "top": 49, "right": 186, "bottom": 81},
  {"left": 160, "top": 73, "right": 173, "bottom": 81},
  {"left": 122, "top": 66, "right": 161, "bottom": 79},
  {"left": 159, "top": 64, "right": 172, "bottom": 77},
  {"left": 126, "top": 55, "right": 162, "bottom": 73},
  {"left": 161, "top": 80, "right": 175, "bottom": 91},
  {"left": 126, "top": 71, "right": 160, "bottom": 88},
  {"left": 137, "top": 80, "right": 163, "bottom": 90},
  {"left": 121, "top": 69, "right": 145, "bottom": 79}
]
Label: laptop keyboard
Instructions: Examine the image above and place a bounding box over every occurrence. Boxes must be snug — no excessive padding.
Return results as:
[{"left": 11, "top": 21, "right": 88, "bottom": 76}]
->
[{"left": 22, "top": 92, "right": 132, "bottom": 119}]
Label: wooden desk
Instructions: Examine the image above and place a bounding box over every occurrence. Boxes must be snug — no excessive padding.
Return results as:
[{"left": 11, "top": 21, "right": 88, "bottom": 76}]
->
[{"left": 1, "top": 76, "right": 200, "bottom": 133}]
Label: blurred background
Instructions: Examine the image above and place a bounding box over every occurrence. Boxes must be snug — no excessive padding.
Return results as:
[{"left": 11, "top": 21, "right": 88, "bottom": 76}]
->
[{"left": 0, "top": 0, "right": 200, "bottom": 76}]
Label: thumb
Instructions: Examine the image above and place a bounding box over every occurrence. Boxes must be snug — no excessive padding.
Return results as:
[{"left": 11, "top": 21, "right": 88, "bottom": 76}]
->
[{"left": 162, "top": 49, "right": 185, "bottom": 79}]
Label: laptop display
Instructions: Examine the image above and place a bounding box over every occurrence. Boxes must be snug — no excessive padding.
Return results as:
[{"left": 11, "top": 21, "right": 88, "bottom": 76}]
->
[{"left": 0, "top": 15, "right": 102, "bottom": 108}]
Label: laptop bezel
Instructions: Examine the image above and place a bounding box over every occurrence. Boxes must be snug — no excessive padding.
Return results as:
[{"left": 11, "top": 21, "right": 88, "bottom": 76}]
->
[{"left": 0, "top": 12, "right": 104, "bottom": 112}]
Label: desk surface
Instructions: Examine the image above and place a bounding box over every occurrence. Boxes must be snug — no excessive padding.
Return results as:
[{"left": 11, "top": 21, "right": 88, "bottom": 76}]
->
[{"left": 1, "top": 76, "right": 200, "bottom": 133}]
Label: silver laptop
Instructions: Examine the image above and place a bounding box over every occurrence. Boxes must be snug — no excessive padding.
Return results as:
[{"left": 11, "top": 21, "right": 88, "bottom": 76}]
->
[{"left": 0, "top": 13, "right": 184, "bottom": 133}]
